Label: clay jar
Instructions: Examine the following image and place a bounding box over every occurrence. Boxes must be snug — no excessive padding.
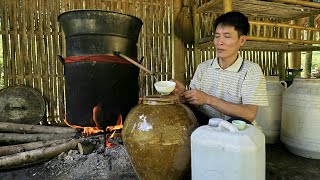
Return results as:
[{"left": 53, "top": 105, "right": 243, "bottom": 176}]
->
[{"left": 122, "top": 95, "right": 199, "bottom": 180}]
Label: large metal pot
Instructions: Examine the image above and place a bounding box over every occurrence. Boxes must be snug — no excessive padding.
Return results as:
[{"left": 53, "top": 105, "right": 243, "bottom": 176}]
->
[
  {"left": 58, "top": 10, "right": 143, "bottom": 128},
  {"left": 58, "top": 9, "right": 143, "bottom": 57}
]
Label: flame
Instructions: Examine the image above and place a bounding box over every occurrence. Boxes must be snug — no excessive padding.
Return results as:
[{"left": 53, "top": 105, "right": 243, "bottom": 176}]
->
[
  {"left": 64, "top": 104, "right": 123, "bottom": 147},
  {"left": 106, "top": 114, "right": 123, "bottom": 148}
]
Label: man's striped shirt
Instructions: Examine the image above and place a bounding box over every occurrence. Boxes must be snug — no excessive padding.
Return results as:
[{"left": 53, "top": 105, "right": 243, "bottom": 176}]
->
[{"left": 189, "top": 55, "right": 269, "bottom": 121}]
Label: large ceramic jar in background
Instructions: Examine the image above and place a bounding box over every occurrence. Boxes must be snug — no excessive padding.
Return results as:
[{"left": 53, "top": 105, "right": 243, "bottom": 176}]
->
[
  {"left": 281, "top": 78, "right": 320, "bottom": 159},
  {"left": 255, "top": 76, "right": 286, "bottom": 144},
  {"left": 122, "top": 95, "right": 199, "bottom": 180}
]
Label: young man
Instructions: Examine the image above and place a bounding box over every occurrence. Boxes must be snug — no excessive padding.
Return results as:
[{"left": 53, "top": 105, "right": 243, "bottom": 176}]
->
[{"left": 173, "top": 11, "right": 268, "bottom": 126}]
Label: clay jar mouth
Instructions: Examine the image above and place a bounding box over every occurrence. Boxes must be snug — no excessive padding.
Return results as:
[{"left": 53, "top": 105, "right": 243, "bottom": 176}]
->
[{"left": 142, "top": 95, "right": 179, "bottom": 105}]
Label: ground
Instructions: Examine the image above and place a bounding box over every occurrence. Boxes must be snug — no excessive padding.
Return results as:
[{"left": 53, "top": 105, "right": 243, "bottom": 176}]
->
[
  {"left": 0, "top": 143, "right": 138, "bottom": 180},
  {"left": 1, "top": 142, "right": 320, "bottom": 180}
]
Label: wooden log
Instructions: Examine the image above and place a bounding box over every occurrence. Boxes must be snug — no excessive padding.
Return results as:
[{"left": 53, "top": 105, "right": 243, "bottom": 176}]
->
[
  {"left": 0, "top": 139, "right": 79, "bottom": 171},
  {"left": 77, "top": 142, "right": 95, "bottom": 155},
  {"left": 0, "top": 139, "right": 71, "bottom": 156},
  {"left": 173, "top": 0, "right": 186, "bottom": 85},
  {"left": 0, "top": 122, "right": 78, "bottom": 134},
  {"left": 0, "top": 133, "right": 77, "bottom": 145}
]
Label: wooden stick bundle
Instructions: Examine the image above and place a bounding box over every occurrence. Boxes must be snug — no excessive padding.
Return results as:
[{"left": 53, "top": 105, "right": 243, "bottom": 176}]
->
[
  {"left": 0, "top": 132, "right": 77, "bottom": 145},
  {"left": 0, "top": 122, "right": 78, "bottom": 134},
  {"left": 0, "top": 139, "right": 72, "bottom": 156},
  {"left": 0, "top": 139, "right": 79, "bottom": 170},
  {"left": 0, "top": 122, "right": 81, "bottom": 170}
]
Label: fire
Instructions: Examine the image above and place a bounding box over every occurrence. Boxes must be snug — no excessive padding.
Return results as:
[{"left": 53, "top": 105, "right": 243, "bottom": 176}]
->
[{"left": 64, "top": 104, "right": 123, "bottom": 148}]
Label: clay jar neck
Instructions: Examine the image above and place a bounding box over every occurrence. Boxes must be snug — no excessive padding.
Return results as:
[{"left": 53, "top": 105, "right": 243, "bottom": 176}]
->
[{"left": 142, "top": 95, "right": 179, "bottom": 105}]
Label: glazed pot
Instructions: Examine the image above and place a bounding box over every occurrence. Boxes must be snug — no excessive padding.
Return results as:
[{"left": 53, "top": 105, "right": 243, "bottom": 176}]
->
[{"left": 122, "top": 95, "right": 199, "bottom": 180}]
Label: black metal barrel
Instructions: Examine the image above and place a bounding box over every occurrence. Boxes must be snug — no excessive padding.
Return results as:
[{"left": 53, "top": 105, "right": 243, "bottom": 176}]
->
[{"left": 58, "top": 10, "right": 143, "bottom": 128}]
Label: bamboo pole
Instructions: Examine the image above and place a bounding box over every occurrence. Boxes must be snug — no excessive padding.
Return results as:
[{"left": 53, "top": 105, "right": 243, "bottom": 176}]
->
[
  {"left": 250, "top": 20, "right": 319, "bottom": 31},
  {"left": 1, "top": 0, "right": 9, "bottom": 87},
  {"left": 288, "top": 19, "right": 304, "bottom": 70},
  {"left": 25, "top": 0, "right": 33, "bottom": 86},
  {"left": 166, "top": 0, "right": 172, "bottom": 82},
  {"left": 278, "top": 51, "right": 286, "bottom": 80},
  {"left": 195, "top": 0, "right": 223, "bottom": 14},
  {"left": 150, "top": 0, "right": 155, "bottom": 87},
  {"left": 193, "top": 3, "right": 201, "bottom": 68},
  {"left": 247, "top": 36, "right": 318, "bottom": 44},
  {"left": 172, "top": 0, "right": 186, "bottom": 85},
  {"left": 159, "top": 0, "right": 165, "bottom": 81},
  {"left": 154, "top": 0, "right": 160, "bottom": 81},
  {"left": 223, "top": 0, "right": 233, "bottom": 12},
  {"left": 35, "top": 0, "right": 42, "bottom": 89},
  {"left": 278, "top": 18, "right": 286, "bottom": 80},
  {"left": 304, "top": 15, "right": 315, "bottom": 78},
  {"left": 266, "top": 51, "right": 270, "bottom": 76},
  {"left": 16, "top": 0, "right": 23, "bottom": 85},
  {"left": 271, "top": 0, "right": 320, "bottom": 8},
  {"left": 46, "top": 0, "right": 54, "bottom": 124},
  {"left": 144, "top": 0, "right": 151, "bottom": 94},
  {"left": 52, "top": 0, "right": 59, "bottom": 123},
  {"left": 9, "top": 0, "right": 17, "bottom": 85}
]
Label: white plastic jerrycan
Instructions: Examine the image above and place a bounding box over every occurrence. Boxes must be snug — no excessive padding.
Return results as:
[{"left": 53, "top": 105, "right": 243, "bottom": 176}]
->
[{"left": 191, "top": 118, "right": 265, "bottom": 180}]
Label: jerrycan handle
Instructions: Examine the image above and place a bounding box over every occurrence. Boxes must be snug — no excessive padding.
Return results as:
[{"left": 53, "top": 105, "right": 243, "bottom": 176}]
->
[
  {"left": 218, "top": 120, "right": 239, "bottom": 132},
  {"left": 280, "top": 80, "right": 287, "bottom": 89},
  {"left": 208, "top": 118, "right": 224, "bottom": 127}
]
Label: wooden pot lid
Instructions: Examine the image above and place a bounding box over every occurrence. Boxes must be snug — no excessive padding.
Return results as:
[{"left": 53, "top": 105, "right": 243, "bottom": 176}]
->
[{"left": 0, "top": 85, "right": 46, "bottom": 124}]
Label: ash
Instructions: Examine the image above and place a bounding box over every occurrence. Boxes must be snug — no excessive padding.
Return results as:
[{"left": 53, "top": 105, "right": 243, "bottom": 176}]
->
[{"left": 0, "top": 137, "right": 138, "bottom": 180}]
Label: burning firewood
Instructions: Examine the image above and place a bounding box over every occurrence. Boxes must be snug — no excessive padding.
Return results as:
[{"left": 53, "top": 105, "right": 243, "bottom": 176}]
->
[
  {"left": 0, "top": 139, "right": 79, "bottom": 171},
  {"left": 0, "top": 122, "right": 78, "bottom": 134},
  {"left": 0, "top": 139, "right": 72, "bottom": 156},
  {"left": 0, "top": 132, "right": 77, "bottom": 145},
  {"left": 77, "top": 142, "right": 96, "bottom": 155}
]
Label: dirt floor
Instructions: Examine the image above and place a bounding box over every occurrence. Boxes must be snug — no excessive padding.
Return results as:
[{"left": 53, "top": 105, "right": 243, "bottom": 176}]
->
[
  {"left": 0, "top": 141, "right": 320, "bottom": 180},
  {"left": 266, "top": 143, "right": 320, "bottom": 180},
  {"left": 0, "top": 143, "right": 138, "bottom": 180}
]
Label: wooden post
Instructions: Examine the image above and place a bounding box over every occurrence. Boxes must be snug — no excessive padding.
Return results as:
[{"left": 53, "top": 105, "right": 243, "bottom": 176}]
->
[
  {"left": 278, "top": 52, "right": 286, "bottom": 80},
  {"left": 223, "top": 0, "right": 233, "bottom": 13},
  {"left": 172, "top": 0, "right": 186, "bottom": 84},
  {"left": 193, "top": 3, "right": 201, "bottom": 69},
  {"left": 288, "top": 19, "right": 304, "bottom": 72},
  {"left": 304, "top": 15, "right": 314, "bottom": 78}
]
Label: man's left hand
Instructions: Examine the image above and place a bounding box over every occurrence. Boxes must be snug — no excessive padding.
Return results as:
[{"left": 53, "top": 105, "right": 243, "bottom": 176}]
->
[{"left": 181, "top": 89, "right": 209, "bottom": 105}]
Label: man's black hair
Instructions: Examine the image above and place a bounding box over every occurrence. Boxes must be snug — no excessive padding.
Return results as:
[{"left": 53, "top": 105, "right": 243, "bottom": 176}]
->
[{"left": 213, "top": 11, "right": 250, "bottom": 36}]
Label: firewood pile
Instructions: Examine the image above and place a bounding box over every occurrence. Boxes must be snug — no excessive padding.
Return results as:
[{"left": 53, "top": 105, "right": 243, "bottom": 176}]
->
[
  {"left": 0, "top": 122, "right": 138, "bottom": 179},
  {"left": 0, "top": 86, "right": 137, "bottom": 179},
  {"left": 0, "top": 122, "right": 81, "bottom": 170}
]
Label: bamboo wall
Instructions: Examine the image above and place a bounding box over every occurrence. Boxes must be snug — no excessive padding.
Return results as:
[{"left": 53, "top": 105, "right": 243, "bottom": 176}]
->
[
  {"left": 0, "top": 0, "right": 173, "bottom": 124},
  {"left": 0, "top": 0, "right": 64, "bottom": 124}
]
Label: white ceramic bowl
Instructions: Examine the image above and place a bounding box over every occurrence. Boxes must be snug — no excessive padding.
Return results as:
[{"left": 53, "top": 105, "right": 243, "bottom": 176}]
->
[
  {"left": 232, "top": 120, "right": 246, "bottom": 131},
  {"left": 154, "top": 81, "right": 176, "bottom": 95}
]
